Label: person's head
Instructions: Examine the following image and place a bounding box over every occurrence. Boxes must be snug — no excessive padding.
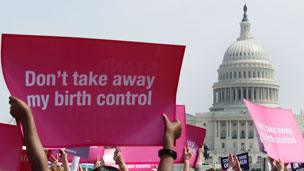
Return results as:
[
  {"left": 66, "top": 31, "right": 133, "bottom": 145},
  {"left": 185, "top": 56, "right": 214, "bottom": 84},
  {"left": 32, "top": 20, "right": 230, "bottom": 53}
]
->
[{"left": 93, "top": 166, "right": 119, "bottom": 171}]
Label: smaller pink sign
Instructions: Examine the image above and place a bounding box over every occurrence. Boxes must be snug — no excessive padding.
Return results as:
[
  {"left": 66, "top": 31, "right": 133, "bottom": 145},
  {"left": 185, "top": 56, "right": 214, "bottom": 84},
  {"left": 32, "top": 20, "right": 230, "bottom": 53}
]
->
[
  {"left": 0, "top": 123, "right": 23, "bottom": 171},
  {"left": 186, "top": 124, "right": 206, "bottom": 167},
  {"left": 49, "top": 146, "right": 104, "bottom": 163},
  {"left": 244, "top": 100, "right": 304, "bottom": 163}
]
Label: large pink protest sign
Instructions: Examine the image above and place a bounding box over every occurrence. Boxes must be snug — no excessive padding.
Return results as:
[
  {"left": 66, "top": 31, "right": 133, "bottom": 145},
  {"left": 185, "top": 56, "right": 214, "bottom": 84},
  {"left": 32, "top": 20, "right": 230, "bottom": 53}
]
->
[
  {"left": 104, "top": 105, "right": 187, "bottom": 164},
  {"left": 1, "top": 34, "right": 185, "bottom": 147},
  {"left": 244, "top": 100, "right": 304, "bottom": 163},
  {"left": 0, "top": 123, "right": 23, "bottom": 171},
  {"left": 186, "top": 124, "right": 206, "bottom": 167}
]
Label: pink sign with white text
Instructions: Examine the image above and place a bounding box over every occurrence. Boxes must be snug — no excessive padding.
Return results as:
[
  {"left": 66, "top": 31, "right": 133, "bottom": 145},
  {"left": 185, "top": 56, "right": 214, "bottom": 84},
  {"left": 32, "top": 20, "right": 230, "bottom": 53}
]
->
[
  {"left": 1, "top": 34, "right": 185, "bottom": 147},
  {"left": 186, "top": 124, "right": 206, "bottom": 167},
  {"left": 244, "top": 100, "right": 304, "bottom": 163},
  {"left": 0, "top": 123, "right": 23, "bottom": 171}
]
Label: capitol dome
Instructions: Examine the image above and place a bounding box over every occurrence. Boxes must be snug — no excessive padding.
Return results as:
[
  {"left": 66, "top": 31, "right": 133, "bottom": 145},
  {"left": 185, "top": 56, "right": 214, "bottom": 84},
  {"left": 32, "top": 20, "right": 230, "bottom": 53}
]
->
[
  {"left": 210, "top": 5, "right": 279, "bottom": 111},
  {"left": 223, "top": 39, "right": 269, "bottom": 62}
]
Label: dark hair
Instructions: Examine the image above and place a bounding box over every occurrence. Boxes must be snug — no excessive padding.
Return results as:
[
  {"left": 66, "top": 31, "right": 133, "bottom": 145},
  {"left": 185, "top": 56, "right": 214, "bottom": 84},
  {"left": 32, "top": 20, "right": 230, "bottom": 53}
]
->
[{"left": 93, "top": 166, "right": 119, "bottom": 171}]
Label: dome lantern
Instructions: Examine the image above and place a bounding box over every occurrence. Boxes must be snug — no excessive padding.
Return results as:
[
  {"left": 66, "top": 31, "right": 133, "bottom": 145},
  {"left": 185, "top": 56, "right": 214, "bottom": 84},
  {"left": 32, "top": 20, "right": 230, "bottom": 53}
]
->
[{"left": 238, "top": 4, "right": 253, "bottom": 41}]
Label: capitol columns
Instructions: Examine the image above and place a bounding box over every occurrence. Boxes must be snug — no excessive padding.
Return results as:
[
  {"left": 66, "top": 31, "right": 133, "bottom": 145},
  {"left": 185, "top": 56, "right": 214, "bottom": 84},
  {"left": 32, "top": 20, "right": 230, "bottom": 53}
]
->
[
  {"left": 235, "top": 87, "right": 238, "bottom": 102},
  {"left": 257, "top": 87, "right": 260, "bottom": 101},
  {"left": 224, "top": 88, "right": 226, "bottom": 102},
  {"left": 251, "top": 87, "right": 254, "bottom": 101},
  {"left": 230, "top": 87, "right": 233, "bottom": 102},
  {"left": 262, "top": 88, "right": 265, "bottom": 101},
  {"left": 266, "top": 88, "right": 270, "bottom": 101},
  {"left": 226, "top": 120, "right": 229, "bottom": 139},
  {"left": 216, "top": 120, "right": 219, "bottom": 138},
  {"left": 237, "top": 120, "right": 240, "bottom": 139},
  {"left": 273, "top": 89, "right": 276, "bottom": 102},
  {"left": 214, "top": 120, "right": 217, "bottom": 139},
  {"left": 237, "top": 120, "right": 240, "bottom": 151},
  {"left": 213, "top": 89, "right": 216, "bottom": 104},
  {"left": 271, "top": 88, "right": 274, "bottom": 102},
  {"left": 229, "top": 120, "right": 232, "bottom": 139},
  {"left": 245, "top": 120, "right": 249, "bottom": 139}
]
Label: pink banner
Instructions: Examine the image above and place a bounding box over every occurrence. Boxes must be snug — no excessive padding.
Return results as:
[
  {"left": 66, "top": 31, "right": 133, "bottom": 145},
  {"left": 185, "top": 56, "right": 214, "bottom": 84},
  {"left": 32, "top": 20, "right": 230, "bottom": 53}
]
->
[
  {"left": 0, "top": 123, "right": 23, "bottom": 171},
  {"left": 103, "top": 105, "right": 187, "bottom": 164},
  {"left": 244, "top": 100, "right": 304, "bottom": 163},
  {"left": 1, "top": 34, "right": 185, "bottom": 147},
  {"left": 186, "top": 124, "right": 206, "bottom": 167}
]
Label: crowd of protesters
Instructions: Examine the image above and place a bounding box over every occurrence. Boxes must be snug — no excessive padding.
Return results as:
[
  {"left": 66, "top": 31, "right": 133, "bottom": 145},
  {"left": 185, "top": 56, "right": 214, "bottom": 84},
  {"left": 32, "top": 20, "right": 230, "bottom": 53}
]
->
[{"left": 9, "top": 96, "right": 287, "bottom": 171}]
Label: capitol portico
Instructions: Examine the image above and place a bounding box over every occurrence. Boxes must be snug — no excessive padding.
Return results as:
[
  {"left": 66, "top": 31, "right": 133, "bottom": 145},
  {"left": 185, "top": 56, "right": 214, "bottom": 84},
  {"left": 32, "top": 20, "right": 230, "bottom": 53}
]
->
[{"left": 192, "top": 5, "right": 283, "bottom": 168}]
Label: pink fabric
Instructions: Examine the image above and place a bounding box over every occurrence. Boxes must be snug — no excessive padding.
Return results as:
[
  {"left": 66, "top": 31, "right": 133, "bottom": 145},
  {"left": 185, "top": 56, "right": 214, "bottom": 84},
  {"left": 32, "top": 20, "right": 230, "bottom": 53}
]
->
[
  {"left": 1, "top": 34, "right": 185, "bottom": 147},
  {"left": 0, "top": 123, "right": 23, "bottom": 171},
  {"left": 186, "top": 124, "right": 206, "bottom": 167},
  {"left": 104, "top": 105, "right": 187, "bottom": 164},
  {"left": 244, "top": 99, "right": 304, "bottom": 163}
]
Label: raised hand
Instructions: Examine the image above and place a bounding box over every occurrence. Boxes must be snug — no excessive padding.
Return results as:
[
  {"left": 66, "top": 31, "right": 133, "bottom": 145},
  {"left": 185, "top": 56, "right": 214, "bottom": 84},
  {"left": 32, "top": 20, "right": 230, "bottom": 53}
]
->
[
  {"left": 162, "top": 114, "right": 181, "bottom": 149},
  {"left": 9, "top": 96, "right": 32, "bottom": 123}
]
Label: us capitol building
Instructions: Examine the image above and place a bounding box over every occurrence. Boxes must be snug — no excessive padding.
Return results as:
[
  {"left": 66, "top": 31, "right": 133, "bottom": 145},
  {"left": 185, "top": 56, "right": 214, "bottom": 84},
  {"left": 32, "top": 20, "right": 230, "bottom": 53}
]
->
[{"left": 188, "top": 5, "right": 304, "bottom": 168}]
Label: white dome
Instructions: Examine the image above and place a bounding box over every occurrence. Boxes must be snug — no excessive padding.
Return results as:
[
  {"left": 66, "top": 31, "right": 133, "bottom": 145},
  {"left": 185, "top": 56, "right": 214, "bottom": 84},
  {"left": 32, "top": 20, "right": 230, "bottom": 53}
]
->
[{"left": 223, "top": 39, "right": 268, "bottom": 63}]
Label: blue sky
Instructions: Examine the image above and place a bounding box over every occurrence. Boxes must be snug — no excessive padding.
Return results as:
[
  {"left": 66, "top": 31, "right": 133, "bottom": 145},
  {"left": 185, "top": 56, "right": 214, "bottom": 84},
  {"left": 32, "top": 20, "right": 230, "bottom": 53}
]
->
[{"left": 1, "top": 0, "right": 304, "bottom": 123}]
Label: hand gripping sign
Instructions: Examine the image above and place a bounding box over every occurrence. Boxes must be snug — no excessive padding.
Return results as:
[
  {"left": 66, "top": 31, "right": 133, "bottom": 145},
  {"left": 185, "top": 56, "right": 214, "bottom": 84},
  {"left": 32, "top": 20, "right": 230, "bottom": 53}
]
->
[
  {"left": 220, "top": 153, "right": 249, "bottom": 171},
  {"left": 244, "top": 99, "right": 304, "bottom": 163},
  {"left": 186, "top": 124, "right": 206, "bottom": 167},
  {"left": 1, "top": 34, "right": 185, "bottom": 147}
]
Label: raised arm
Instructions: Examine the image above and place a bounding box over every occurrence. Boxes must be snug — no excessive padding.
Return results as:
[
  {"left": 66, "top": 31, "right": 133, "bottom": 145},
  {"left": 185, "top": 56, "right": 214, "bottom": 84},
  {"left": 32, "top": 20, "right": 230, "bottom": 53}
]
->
[
  {"left": 59, "top": 149, "right": 70, "bottom": 171},
  {"left": 195, "top": 147, "right": 204, "bottom": 171},
  {"left": 183, "top": 147, "right": 192, "bottom": 171},
  {"left": 268, "top": 157, "right": 287, "bottom": 171},
  {"left": 227, "top": 154, "right": 234, "bottom": 171},
  {"left": 157, "top": 114, "right": 181, "bottom": 171},
  {"left": 9, "top": 96, "right": 49, "bottom": 171},
  {"left": 233, "top": 154, "right": 242, "bottom": 171},
  {"left": 113, "top": 147, "right": 128, "bottom": 171}
]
